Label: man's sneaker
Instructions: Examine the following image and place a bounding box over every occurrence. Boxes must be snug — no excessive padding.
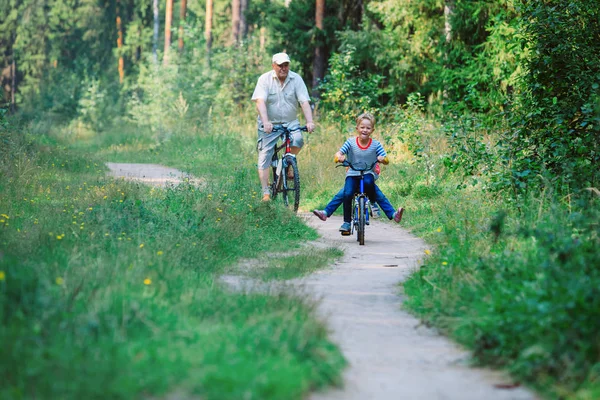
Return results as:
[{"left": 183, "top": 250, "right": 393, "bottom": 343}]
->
[
  {"left": 312, "top": 210, "right": 328, "bottom": 221},
  {"left": 393, "top": 207, "right": 404, "bottom": 223},
  {"left": 371, "top": 202, "right": 381, "bottom": 218},
  {"left": 262, "top": 193, "right": 271, "bottom": 202},
  {"left": 339, "top": 222, "right": 351, "bottom": 233}
]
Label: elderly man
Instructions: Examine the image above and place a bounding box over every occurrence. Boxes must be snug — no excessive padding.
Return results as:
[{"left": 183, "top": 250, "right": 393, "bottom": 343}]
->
[{"left": 251, "top": 52, "right": 315, "bottom": 201}]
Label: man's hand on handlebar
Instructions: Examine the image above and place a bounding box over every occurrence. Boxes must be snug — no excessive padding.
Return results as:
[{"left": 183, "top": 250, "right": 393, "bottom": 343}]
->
[
  {"left": 263, "top": 121, "right": 274, "bottom": 134},
  {"left": 306, "top": 122, "right": 315, "bottom": 133}
]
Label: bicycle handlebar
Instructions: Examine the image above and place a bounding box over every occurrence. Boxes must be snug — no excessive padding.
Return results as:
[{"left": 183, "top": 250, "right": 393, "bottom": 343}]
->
[
  {"left": 336, "top": 159, "right": 378, "bottom": 172},
  {"left": 271, "top": 125, "right": 308, "bottom": 134}
]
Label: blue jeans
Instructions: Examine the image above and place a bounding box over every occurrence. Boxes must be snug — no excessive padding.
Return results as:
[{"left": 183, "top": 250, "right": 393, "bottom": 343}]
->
[{"left": 324, "top": 175, "right": 396, "bottom": 222}]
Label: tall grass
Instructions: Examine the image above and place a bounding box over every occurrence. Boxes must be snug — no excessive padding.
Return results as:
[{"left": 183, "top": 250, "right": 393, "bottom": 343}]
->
[
  {"left": 299, "top": 108, "right": 600, "bottom": 399},
  {"left": 0, "top": 120, "right": 346, "bottom": 399}
]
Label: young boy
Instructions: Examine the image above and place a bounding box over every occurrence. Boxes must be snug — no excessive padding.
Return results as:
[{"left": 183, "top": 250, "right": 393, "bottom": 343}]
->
[{"left": 312, "top": 112, "right": 404, "bottom": 233}]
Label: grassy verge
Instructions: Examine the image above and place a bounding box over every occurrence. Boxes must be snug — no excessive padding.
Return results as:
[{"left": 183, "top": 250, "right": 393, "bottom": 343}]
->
[
  {"left": 0, "top": 120, "right": 345, "bottom": 399},
  {"left": 300, "top": 115, "right": 600, "bottom": 399}
]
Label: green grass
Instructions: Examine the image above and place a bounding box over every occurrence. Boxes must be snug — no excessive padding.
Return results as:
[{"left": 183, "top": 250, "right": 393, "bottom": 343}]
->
[
  {"left": 245, "top": 248, "right": 344, "bottom": 281},
  {"left": 299, "top": 115, "right": 600, "bottom": 399},
  {"left": 0, "top": 120, "right": 345, "bottom": 399}
]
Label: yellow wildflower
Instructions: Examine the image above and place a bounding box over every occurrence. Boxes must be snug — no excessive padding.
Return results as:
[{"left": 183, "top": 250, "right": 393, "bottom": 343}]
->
[
  {"left": 442, "top": 261, "right": 448, "bottom": 266},
  {"left": 157, "top": 251, "right": 163, "bottom": 256},
  {"left": 436, "top": 227, "right": 442, "bottom": 233},
  {"left": 424, "top": 249, "right": 431, "bottom": 255},
  {"left": 55, "top": 277, "right": 64, "bottom": 285},
  {"left": 0, "top": 271, "right": 5, "bottom": 281},
  {"left": 139, "top": 244, "right": 144, "bottom": 248},
  {"left": 143, "top": 278, "right": 152, "bottom": 285}
]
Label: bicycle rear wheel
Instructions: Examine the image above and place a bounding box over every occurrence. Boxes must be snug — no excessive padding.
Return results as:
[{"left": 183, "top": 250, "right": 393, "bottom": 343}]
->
[
  {"left": 282, "top": 155, "right": 300, "bottom": 212},
  {"left": 357, "top": 196, "right": 366, "bottom": 245}
]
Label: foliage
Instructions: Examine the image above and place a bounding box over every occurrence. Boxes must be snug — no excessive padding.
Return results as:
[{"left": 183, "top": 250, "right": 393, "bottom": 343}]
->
[
  {"left": 403, "top": 189, "right": 600, "bottom": 397},
  {"left": 318, "top": 46, "right": 384, "bottom": 122},
  {"left": 502, "top": 0, "right": 600, "bottom": 193},
  {"left": 0, "top": 120, "right": 346, "bottom": 399}
]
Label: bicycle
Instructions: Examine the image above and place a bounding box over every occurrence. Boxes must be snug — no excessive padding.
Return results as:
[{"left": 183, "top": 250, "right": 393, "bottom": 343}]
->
[
  {"left": 337, "top": 159, "right": 378, "bottom": 245},
  {"left": 270, "top": 124, "right": 308, "bottom": 212}
]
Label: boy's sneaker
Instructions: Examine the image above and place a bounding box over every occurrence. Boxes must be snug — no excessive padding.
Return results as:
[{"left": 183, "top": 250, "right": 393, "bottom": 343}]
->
[
  {"left": 393, "top": 207, "right": 404, "bottom": 223},
  {"left": 312, "top": 210, "right": 328, "bottom": 221},
  {"left": 339, "top": 222, "right": 351, "bottom": 233},
  {"left": 371, "top": 202, "right": 381, "bottom": 218}
]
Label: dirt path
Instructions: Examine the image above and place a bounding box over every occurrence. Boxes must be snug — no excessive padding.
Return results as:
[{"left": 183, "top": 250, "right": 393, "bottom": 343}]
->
[
  {"left": 301, "top": 214, "right": 536, "bottom": 400},
  {"left": 106, "top": 163, "right": 537, "bottom": 400}
]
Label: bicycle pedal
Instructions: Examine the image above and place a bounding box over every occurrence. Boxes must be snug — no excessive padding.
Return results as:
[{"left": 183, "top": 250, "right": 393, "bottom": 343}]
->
[{"left": 340, "top": 230, "right": 351, "bottom": 236}]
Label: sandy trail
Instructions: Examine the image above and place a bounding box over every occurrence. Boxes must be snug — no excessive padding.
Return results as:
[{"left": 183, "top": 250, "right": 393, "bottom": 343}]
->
[
  {"left": 300, "top": 214, "right": 536, "bottom": 400},
  {"left": 106, "top": 163, "right": 537, "bottom": 400}
]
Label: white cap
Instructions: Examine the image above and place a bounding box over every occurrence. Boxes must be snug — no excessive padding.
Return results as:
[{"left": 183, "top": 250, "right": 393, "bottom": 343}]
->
[{"left": 272, "top": 52, "right": 291, "bottom": 65}]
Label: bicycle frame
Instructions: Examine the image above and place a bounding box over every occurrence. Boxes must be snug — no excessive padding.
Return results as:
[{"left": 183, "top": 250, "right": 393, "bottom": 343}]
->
[
  {"left": 339, "top": 160, "right": 378, "bottom": 245},
  {"left": 269, "top": 125, "right": 307, "bottom": 212}
]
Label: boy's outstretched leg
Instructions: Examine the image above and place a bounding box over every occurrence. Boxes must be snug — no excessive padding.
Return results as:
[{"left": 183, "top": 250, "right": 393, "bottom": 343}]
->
[
  {"left": 312, "top": 188, "right": 344, "bottom": 222},
  {"left": 393, "top": 207, "right": 404, "bottom": 223}
]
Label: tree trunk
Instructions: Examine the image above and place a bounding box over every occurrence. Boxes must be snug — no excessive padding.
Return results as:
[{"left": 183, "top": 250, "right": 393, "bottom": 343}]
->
[
  {"left": 205, "top": 0, "right": 213, "bottom": 67},
  {"left": 10, "top": 34, "right": 16, "bottom": 113},
  {"left": 153, "top": 0, "right": 159, "bottom": 63},
  {"left": 178, "top": 0, "right": 187, "bottom": 54},
  {"left": 116, "top": 0, "right": 125, "bottom": 84},
  {"left": 231, "top": 0, "right": 240, "bottom": 45},
  {"left": 444, "top": 0, "right": 454, "bottom": 43},
  {"left": 443, "top": 0, "right": 454, "bottom": 100},
  {"left": 164, "top": 0, "right": 173, "bottom": 64},
  {"left": 312, "top": 0, "right": 325, "bottom": 96},
  {"left": 239, "top": 0, "right": 248, "bottom": 40}
]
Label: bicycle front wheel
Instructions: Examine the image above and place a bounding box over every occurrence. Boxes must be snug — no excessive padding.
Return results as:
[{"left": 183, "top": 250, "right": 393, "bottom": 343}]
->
[
  {"left": 282, "top": 155, "right": 300, "bottom": 212},
  {"left": 357, "top": 196, "right": 366, "bottom": 245}
]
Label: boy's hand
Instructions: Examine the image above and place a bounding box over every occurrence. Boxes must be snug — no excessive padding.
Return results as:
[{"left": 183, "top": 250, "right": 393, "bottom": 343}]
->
[
  {"left": 335, "top": 154, "right": 346, "bottom": 163},
  {"left": 377, "top": 156, "right": 389, "bottom": 165}
]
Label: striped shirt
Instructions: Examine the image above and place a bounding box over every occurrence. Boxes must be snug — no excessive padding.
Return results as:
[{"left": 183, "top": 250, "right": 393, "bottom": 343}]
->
[{"left": 339, "top": 137, "right": 386, "bottom": 178}]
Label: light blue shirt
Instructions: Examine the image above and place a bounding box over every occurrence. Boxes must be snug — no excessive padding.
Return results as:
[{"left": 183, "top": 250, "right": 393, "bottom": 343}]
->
[{"left": 251, "top": 70, "right": 310, "bottom": 124}]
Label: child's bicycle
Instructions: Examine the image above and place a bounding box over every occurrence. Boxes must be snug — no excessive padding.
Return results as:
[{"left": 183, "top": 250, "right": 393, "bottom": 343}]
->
[
  {"left": 270, "top": 124, "right": 308, "bottom": 213},
  {"left": 337, "top": 159, "right": 378, "bottom": 245}
]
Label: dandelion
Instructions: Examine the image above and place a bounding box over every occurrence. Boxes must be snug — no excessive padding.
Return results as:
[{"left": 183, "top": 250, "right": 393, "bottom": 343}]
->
[
  {"left": 55, "top": 277, "right": 64, "bottom": 285},
  {"left": 216, "top": 218, "right": 221, "bottom": 222},
  {"left": 56, "top": 234, "right": 65, "bottom": 240},
  {"left": 436, "top": 227, "right": 442, "bottom": 233},
  {"left": 143, "top": 278, "right": 152, "bottom": 285},
  {"left": 442, "top": 261, "right": 448, "bottom": 266},
  {"left": 88, "top": 207, "right": 93, "bottom": 211},
  {"left": 0, "top": 214, "right": 8, "bottom": 219},
  {"left": 139, "top": 244, "right": 144, "bottom": 248},
  {"left": 105, "top": 233, "right": 109, "bottom": 237},
  {"left": 424, "top": 249, "right": 431, "bottom": 255},
  {"left": 103, "top": 195, "right": 107, "bottom": 200},
  {"left": 157, "top": 251, "right": 163, "bottom": 256},
  {"left": 0, "top": 271, "right": 5, "bottom": 281}
]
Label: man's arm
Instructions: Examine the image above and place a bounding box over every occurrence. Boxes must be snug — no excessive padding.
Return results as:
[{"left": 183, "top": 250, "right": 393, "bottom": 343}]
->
[
  {"left": 300, "top": 101, "right": 315, "bottom": 132},
  {"left": 255, "top": 98, "right": 273, "bottom": 134}
]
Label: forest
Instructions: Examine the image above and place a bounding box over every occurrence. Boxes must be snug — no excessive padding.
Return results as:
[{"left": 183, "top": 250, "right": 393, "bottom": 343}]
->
[{"left": 1, "top": 0, "right": 599, "bottom": 398}]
